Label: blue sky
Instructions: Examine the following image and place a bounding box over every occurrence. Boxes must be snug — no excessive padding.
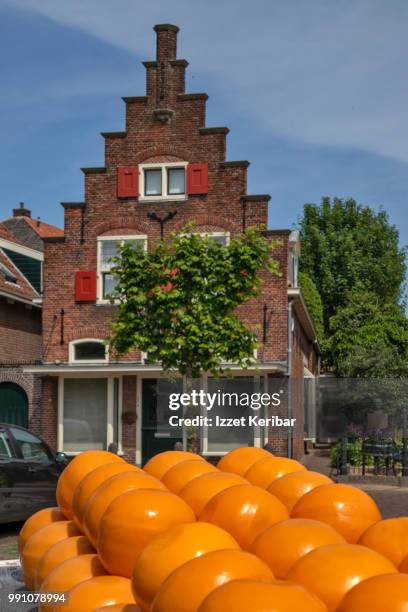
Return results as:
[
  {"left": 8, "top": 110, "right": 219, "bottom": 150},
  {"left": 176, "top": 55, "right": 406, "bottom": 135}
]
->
[{"left": 0, "top": 0, "right": 407, "bottom": 253}]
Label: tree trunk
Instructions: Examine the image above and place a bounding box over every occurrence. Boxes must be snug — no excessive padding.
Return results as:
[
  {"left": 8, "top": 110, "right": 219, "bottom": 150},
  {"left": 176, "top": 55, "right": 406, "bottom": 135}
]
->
[{"left": 184, "top": 366, "right": 201, "bottom": 454}]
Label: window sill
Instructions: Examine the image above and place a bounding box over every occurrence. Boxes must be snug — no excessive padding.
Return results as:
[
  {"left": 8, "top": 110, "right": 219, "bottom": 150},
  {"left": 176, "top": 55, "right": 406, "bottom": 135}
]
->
[
  {"left": 69, "top": 360, "right": 109, "bottom": 365},
  {"left": 202, "top": 444, "right": 264, "bottom": 457},
  {"left": 96, "top": 300, "right": 118, "bottom": 306},
  {"left": 138, "top": 195, "right": 187, "bottom": 203},
  {"left": 63, "top": 450, "right": 125, "bottom": 457}
]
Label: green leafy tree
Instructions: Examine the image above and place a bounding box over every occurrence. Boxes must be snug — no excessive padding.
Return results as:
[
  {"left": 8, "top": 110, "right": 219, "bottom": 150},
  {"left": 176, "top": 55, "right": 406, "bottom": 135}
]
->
[
  {"left": 108, "top": 227, "right": 279, "bottom": 379},
  {"left": 324, "top": 290, "right": 408, "bottom": 427},
  {"left": 327, "top": 290, "right": 408, "bottom": 378},
  {"left": 299, "top": 271, "right": 324, "bottom": 340},
  {"left": 299, "top": 197, "right": 406, "bottom": 332}
]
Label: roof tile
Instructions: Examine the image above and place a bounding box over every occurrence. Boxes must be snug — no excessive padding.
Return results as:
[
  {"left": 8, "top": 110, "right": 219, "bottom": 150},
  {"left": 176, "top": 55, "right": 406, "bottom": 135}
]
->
[
  {"left": 0, "top": 224, "right": 24, "bottom": 245},
  {"left": 22, "top": 217, "right": 64, "bottom": 238}
]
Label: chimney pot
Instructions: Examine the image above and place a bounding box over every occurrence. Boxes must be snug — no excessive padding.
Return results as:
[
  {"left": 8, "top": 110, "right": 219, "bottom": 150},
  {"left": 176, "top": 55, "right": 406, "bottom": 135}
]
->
[
  {"left": 13, "top": 202, "right": 31, "bottom": 218},
  {"left": 154, "top": 23, "right": 179, "bottom": 61}
]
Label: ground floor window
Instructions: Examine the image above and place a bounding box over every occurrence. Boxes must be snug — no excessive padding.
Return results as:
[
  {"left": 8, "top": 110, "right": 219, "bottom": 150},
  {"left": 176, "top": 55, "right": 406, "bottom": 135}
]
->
[
  {"left": 61, "top": 377, "right": 120, "bottom": 453},
  {"left": 202, "top": 375, "right": 267, "bottom": 454}
]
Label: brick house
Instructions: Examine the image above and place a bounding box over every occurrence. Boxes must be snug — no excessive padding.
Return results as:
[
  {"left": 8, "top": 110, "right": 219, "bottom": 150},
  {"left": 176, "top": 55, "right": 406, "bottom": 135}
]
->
[
  {"left": 0, "top": 203, "right": 62, "bottom": 428},
  {"left": 26, "top": 24, "right": 319, "bottom": 464}
]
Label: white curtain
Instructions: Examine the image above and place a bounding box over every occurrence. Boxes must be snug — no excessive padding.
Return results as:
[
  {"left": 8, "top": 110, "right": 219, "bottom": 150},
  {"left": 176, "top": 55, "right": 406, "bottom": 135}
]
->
[
  {"left": 145, "top": 169, "right": 162, "bottom": 195},
  {"left": 63, "top": 379, "right": 107, "bottom": 452},
  {"left": 168, "top": 168, "right": 185, "bottom": 194},
  {"left": 207, "top": 377, "right": 256, "bottom": 452}
]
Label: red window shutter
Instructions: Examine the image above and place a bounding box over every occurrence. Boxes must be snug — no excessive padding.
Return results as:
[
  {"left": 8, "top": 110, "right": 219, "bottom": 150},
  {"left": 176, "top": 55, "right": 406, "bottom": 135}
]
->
[
  {"left": 187, "top": 163, "right": 208, "bottom": 195},
  {"left": 75, "top": 271, "right": 97, "bottom": 302},
  {"left": 117, "top": 166, "right": 139, "bottom": 198}
]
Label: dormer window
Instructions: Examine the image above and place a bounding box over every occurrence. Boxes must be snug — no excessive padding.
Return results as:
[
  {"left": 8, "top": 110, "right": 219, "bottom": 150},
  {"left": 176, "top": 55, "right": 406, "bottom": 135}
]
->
[{"left": 140, "top": 162, "right": 188, "bottom": 201}]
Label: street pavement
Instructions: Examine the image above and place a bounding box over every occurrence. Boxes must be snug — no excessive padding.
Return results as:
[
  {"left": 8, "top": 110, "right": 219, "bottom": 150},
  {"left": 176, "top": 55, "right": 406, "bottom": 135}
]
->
[{"left": 0, "top": 562, "right": 33, "bottom": 612}]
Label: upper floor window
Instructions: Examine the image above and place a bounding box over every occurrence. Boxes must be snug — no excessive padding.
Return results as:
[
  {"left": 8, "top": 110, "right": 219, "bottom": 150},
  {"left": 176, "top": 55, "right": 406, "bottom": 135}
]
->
[
  {"left": 206, "top": 232, "right": 229, "bottom": 246},
  {"left": 97, "top": 235, "right": 147, "bottom": 302},
  {"left": 182, "top": 231, "right": 229, "bottom": 246},
  {"left": 139, "top": 162, "right": 188, "bottom": 201},
  {"left": 69, "top": 339, "right": 108, "bottom": 363}
]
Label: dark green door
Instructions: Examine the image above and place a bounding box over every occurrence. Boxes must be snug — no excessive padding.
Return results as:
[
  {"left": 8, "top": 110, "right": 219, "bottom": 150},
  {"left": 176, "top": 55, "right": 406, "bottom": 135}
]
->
[
  {"left": 0, "top": 383, "right": 28, "bottom": 427},
  {"left": 141, "top": 378, "right": 183, "bottom": 465}
]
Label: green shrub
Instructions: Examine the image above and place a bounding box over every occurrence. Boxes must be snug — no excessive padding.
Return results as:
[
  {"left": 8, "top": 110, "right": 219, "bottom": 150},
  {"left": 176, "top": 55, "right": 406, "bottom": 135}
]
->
[
  {"left": 299, "top": 272, "right": 324, "bottom": 340},
  {"left": 330, "top": 438, "right": 403, "bottom": 470},
  {"left": 330, "top": 439, "right": 368, "bottom": 468}
]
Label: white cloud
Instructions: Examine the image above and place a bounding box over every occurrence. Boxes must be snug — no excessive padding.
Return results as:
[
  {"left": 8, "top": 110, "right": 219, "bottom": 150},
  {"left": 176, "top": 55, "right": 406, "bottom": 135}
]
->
[{"left": 7, "top": 0, "right": 408, "bottom": 162}]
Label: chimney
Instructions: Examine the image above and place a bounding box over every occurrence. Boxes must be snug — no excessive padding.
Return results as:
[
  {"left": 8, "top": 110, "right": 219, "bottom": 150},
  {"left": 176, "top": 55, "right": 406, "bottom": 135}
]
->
[
  {"left": 13, "top": 202, "right": 31, "bottom": 218},
  {"left": 154, "top": 24, "right": 179, "bottom": 61},
  {"left": 143, "top": 24, "right": 187, "bottom": 122}
]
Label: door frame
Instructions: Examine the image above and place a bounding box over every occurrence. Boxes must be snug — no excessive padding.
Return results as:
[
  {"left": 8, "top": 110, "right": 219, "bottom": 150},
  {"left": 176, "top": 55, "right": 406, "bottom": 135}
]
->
[{"left": 136, "top": 373, "right": 185, "bottom": 466}]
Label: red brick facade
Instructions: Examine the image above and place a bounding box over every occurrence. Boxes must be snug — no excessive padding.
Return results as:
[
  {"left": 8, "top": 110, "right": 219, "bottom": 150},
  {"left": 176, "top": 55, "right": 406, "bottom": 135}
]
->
[
  {"left": 0, "top": 299, "right": 41, "bottom": 362},
  {"left": 36, "top": 24, "right": 318, "bottom": 462}
]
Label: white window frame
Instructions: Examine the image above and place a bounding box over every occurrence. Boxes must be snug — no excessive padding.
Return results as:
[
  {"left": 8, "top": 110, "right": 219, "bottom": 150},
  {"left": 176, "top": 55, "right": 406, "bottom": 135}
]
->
[
  {"left": 97, "top": 234, "right": 147, "bottom": 304},
  {"left": 68, "top": 338, "right": 108, "bottom": 364},
  {"left": 200, "top": 373, "right": 265, "bottom": 456},
  {"left": 201, "top": 231, "right": 230, "bottom": 245},
  {"left": 139, "top": 162, "right": 188, "bottom": 202},
  {"left": 58, "top": 374, "right": 123, "bottom": 456},
  {"left": 179, "top": 230, "right": 230, "bottom": 245}
]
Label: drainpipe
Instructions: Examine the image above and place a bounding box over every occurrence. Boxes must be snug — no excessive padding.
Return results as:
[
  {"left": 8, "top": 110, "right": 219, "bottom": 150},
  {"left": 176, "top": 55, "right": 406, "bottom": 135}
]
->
[
  {"left": 287, "top": 300, "right": 293, "bottom": 458},
  {"left": 316, "top": 349, "right": 321, "bottom": 444}
]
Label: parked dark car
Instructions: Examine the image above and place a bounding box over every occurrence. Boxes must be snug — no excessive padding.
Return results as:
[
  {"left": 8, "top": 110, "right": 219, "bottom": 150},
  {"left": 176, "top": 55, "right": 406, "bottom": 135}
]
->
[{"left": 0, "top": 424, "right": 67, "bottom": 523}]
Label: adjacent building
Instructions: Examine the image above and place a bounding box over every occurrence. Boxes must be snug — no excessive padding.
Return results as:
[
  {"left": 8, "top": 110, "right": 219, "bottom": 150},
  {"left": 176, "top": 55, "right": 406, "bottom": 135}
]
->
[
  {"left": 0, "top": 204, "right": 62, "bottom": 427},
  {"left": 25, "top": 25, "right": 319, "bottom": 464}
]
